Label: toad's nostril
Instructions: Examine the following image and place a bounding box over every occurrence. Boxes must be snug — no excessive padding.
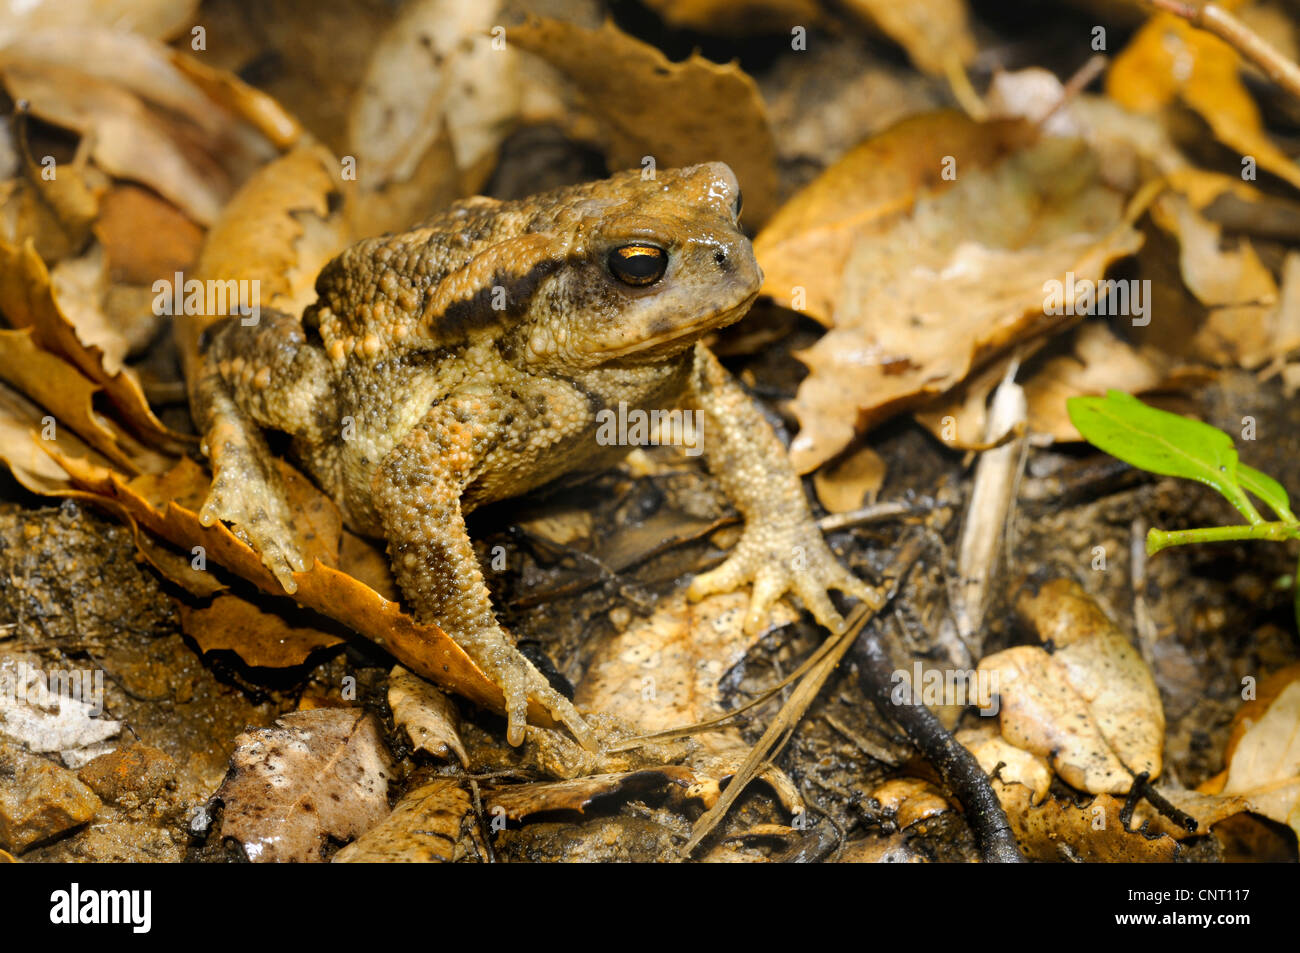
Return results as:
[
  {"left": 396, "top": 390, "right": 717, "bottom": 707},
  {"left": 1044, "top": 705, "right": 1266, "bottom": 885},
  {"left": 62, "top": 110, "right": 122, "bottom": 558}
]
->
[{"left": 714, "top": 250, "right": 728, "bottom": 268}]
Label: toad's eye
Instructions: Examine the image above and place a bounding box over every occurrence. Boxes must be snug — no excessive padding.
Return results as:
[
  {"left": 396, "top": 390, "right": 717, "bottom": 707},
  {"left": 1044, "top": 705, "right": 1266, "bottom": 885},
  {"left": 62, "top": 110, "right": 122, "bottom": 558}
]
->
[
  {"left": 608, "top": 244, "right": 668, "bottom": 287},
  {"left": 733, "top": 189, "right": 743, "bottom": 220}
]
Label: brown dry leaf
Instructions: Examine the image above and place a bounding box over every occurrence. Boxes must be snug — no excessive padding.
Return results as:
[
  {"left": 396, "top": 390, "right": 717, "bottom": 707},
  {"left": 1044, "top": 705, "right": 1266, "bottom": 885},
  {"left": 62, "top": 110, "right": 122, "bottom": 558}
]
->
[
  {"left": 863, "top": 777, "right": 952, "bottom": 829},
  {"left": 388, "top": 665, "right": 468, "bottom": 766},
  {"left": 484, "top": 767, "right": 697, "bottom": 821},
  {"left": 47, "top": 453, "right": 559, "bottom": 728},
  {"left": 94, "top": 184, "right": 203, "bottom": 286},
  {"left": 1212, "top": 666, "right": 1300, "bottom": 841},
  {"left": 184, "top": 143, "right": 350, "bottom": 366},
  {"left": 0, "top": 326, "right": 149, "bottom": 473},
  {"left": 1149, "top": 191, "right": 1279, "bottom": 367},
  {"left": 956, "top": 725, "right": 1051, "bottom": 804},
  {"left": 216, "top": 709, "right": 393, "bottom": 863},
  {"left": 178, "top": 595, "right": 344, "bottom": 670},
  {"left": 812, "top": 442, "right": 885, "bottom": 513},
  {"left": 0, "top": 0, "right": 198, "bottom": 44},
  {"left": 1000, "top": 786, "right": 1181, "bottom": 862},
  {"left": 1108, "top": 13, "right": 1300, "bottom": 191},
  {"left": 0, "top": 238, "right": 184, "bottom": 451},
  {"left": 333, "top": 779, "right": 471, "bottom": 863},
  {"left": 0, "top": 29, "right": 282, "bottom": 225},
  {"left": 640, "top": 0, "right": 820, "bottom": 34},
  {"left": 916, "top": 323, "right": 1204, "bottom": 447},
  {"left": 0, "top": 379, "right": 111, "bottom": 494},
  {"left": 787, "top": 135, "right": 1143, "bottom": 473},
  {"left": 753, "top": 112, "right": 1033, "bottom": 326},
  {"left": 348, "top": 0, "right": 515, "bottom": 192},
  {"left": 510, "top": 17, "right": 779, "bottom": 225},
  {"left": 975, "top": 578, "right": 1164, "bottom": 794},
  {"left": 1131, "top": 787, "right": 1253, "bottom": 840},
  {"left": 840, "top": 0, "right": 976, "bottom": 76},
  {"left": 576, "top": 590, "right": 797, "bottom": 753}
]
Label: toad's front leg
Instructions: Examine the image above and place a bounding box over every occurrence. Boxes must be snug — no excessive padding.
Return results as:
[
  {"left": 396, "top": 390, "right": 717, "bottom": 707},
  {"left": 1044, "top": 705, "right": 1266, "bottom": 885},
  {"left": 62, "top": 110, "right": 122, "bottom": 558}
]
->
[
  {"left": 194, "top": 311, "right": 339, "bottom": 591},
  {"left": 372, "top": 390, "right": 595, "bottom": 749},
  {"left": 685, "top": 343, "right": 882, "bottom": 633}
]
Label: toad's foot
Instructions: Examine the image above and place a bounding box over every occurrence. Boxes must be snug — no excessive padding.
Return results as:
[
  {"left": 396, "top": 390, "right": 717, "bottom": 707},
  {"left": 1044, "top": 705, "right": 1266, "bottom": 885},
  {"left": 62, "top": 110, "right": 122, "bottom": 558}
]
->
[
  {"left": 688, "top": 515, "right": 882, "bottom": 635},
  {"left": 454, "top": 623, "right": 598, "bottom": 750}
]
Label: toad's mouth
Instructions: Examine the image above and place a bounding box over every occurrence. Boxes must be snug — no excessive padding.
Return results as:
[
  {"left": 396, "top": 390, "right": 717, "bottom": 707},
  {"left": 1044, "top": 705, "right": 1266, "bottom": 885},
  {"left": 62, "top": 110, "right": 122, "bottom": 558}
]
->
[{"left": 600, "top": 291, "right": 760, "bottom": 361}]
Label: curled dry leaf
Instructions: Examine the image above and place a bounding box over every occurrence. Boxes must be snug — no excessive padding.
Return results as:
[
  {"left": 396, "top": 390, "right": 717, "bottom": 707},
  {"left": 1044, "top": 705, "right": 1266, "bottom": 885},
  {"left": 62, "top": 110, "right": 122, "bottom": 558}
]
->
[
  {"left": 1000, "top": 788, "right": 1180, "bottom": 862},
  {"left": 388, "top": 665, "right": 468, "bottom": 766},
  {"left": 187, "top": 142, "right": 350, "bottom": 358},
  {"left": 484, "top": 767, "right": 698, "bottom": 822},
  {"left": 510, "top": 17, "right": 779, "bottom": 225},
  {"left": 840, "top": 0, "right": 976, "bottom": 77},
  {"left": 0, "top": 0, "right": 198, "bottom": 44},
  {"left": 975, "top": 578, "right": 1164, "bottom": 794},
  {"left": 956, "top": 725, "right": 1051, "bottom": 806},
  {"left": 347, "top": 0, "right": 515, "bottom": 191},
  {"left": 753, "top": 111, "right": 1033, "bottom": 326},
  {"left": 0, "top": 239, "right": 184, "bottom": 453},
  {"left": 216, "top": 709, "right": 393, "bottom": 863},
  {"left": 786, "top": 132, "right": 1143, "bottom": 472},
  {"left": 1148, "top": 191, "right": 1279, "bottom": 368},
  {"left": 640, "top": 0, "right": 821, "bottom": 35},
  {"left": 46, "top": 452, "right": 560, "bottom": 729},
  {"left": 812, "top": 443, "right": 885, "bottom": 514},
  {"left": 332, "top": 779, "right": 472, "bottom": 863},
  {"left": 863, "top": 777, "right": 952, "bottom": 829},
  {"left": 178, "top": 595, "right": 344, "bottom": 670},
  {"left": 1108, "top": 13, "right": 1300, "bottom": 192},
  {"left": 1209, "top": 665, "right": 1300, "bottom": 841}
]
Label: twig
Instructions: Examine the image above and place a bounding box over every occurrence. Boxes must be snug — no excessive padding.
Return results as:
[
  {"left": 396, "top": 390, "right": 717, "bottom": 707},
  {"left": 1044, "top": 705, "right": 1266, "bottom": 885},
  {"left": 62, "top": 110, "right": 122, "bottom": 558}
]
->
[
  {"left": 852, "top": 622, "right": 1026, "bottom": 863},
  {"left": 1147, "top": 0, "right": 1300, "bottom": 103}
]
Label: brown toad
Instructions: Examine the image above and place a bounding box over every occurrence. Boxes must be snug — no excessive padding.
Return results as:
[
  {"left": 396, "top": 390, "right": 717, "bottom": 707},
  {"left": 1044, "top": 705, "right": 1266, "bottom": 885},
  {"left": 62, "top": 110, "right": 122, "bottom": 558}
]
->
[{"left": 193, "top": 162, "right": 878, "bottom": 748}]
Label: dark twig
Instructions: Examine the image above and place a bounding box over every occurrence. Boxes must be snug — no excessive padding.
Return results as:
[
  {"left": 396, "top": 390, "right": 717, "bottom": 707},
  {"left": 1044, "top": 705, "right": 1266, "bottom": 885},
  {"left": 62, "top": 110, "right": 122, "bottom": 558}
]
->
[{"left": 852, "top": 630, "right": 1026, "bottom": 863}]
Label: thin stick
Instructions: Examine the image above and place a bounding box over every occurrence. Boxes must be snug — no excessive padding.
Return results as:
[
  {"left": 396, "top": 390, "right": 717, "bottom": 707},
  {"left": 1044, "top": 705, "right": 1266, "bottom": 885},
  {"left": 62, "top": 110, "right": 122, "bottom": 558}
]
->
[{"left": 1148, "top": 0, "right": 1300, "bottom": 103}]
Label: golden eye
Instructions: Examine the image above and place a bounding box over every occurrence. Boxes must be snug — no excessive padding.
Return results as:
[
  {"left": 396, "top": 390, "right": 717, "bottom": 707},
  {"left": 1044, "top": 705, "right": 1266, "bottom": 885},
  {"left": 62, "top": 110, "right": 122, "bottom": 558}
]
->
[{"left": 608, "top": 244, "right": 668, "bottom": 287}]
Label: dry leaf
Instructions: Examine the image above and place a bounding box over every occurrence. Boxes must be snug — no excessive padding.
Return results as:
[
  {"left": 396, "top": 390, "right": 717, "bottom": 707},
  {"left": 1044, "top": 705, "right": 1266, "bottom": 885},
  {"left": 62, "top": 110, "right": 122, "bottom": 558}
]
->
[
  {"left": 332, "top": 778, "right": 471, "bottom": 863},
  {"left": 178, "top": 595, "right": 344, "bottom": 670},
  {"left": 840, "top": 0, "right": 976, "bottom": 76},
  {"left": 1213, "top": 666, "right": 1300, "bottom": 841},
  {"left": 787, "top": 135, "right": 1142, "bottom": 472},
  {"left": 47, "top": 453, "right": 565, "bottom": 730},
  {"left": 956, "top": 725, "right": 1051, "bottom": 805},
  {"left": 484, "top": 767, "right": 697, "bottom": 821},
  {"left": 753, "top": 112, "right": 1033, "bottom": 325},
  {"left": 1001, "top": 787, "right": 1180, "bottom": 862},
  {"left": 348, "top": 0, "right": 515, "bottom": 189},
  {"left": 863, "top": 777, "right": 952, "bottom": 828},
  {"left": 812, "top": 442, "right": 885, "bottom": 513},
  {"left": 1108, "top": 13, "right": 1300, "bottom": 191},
  {"left": 0, "top": 238, "right": 184, "bottom": 452},
  {"left": 0, "top": 0, "right": 198, "bottom": 44},
  {"left": 640, "top": 0, "right": 820, "bottom": 34},
  {"left": 388, "top": 665, "right": 468, "bottom": 766},
  {"left": 217, "top": 709, "right": 393, "bottom": 863},
  {"left": 975, "top": 578, "right": 1164, "bottom": 794},
  {"left": 510, "top": 17, "right": 779, "bottom": 224}
]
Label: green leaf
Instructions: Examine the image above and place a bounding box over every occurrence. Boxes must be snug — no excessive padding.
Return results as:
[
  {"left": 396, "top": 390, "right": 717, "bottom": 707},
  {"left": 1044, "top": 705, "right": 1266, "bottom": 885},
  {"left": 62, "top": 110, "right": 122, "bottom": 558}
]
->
[
  {"left": 1067, "top": 391, "right": 1262, "bottom": 524},
  {"left": 1239, "top": 464, "right": 1296, "bottom": 522}
]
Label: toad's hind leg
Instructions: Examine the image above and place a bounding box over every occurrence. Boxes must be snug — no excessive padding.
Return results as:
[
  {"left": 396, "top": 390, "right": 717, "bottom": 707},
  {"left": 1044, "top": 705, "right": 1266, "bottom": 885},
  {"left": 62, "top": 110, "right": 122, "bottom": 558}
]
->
[
  {"left": 371, "top": 394, "right": 596, "bottom": 749},
  {"left": 193, "top": 311, "right": 338, "bottom": 591}
]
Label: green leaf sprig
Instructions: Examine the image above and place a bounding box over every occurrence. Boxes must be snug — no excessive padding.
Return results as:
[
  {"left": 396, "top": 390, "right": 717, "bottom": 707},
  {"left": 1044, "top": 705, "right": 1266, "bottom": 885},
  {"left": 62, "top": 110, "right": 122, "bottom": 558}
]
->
[{"left": 1067, "top": 390, "right": 1300, "bottom": 629}]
